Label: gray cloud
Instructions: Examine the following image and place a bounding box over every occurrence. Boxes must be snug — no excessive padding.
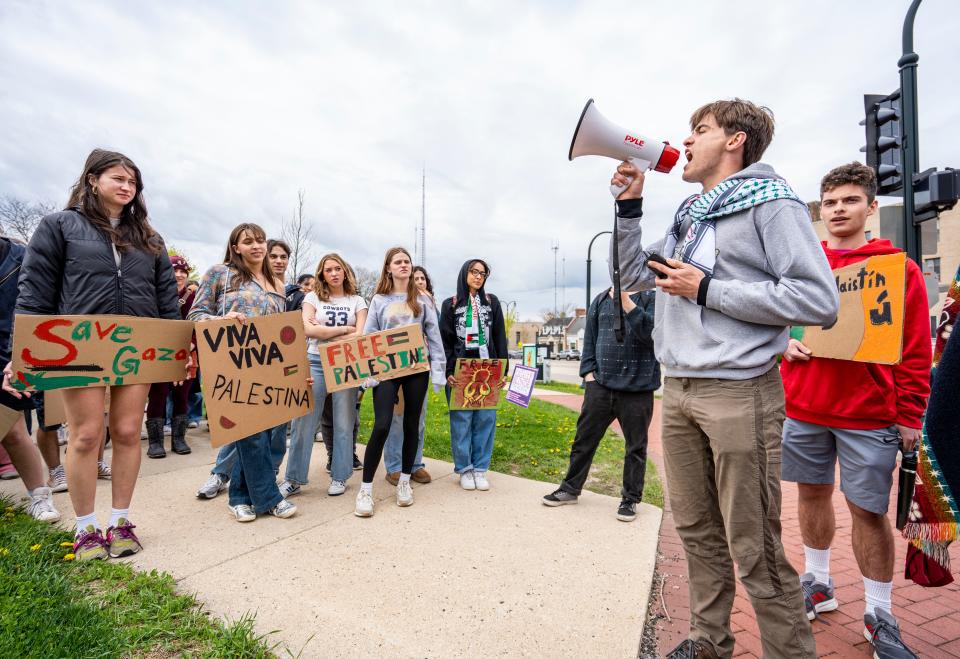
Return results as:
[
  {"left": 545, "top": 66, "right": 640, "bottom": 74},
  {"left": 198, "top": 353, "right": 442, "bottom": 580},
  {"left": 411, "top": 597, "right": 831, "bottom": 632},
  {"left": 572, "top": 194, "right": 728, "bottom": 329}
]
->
[{"left": 1, "top": 0, "right": 958, "bottom": 318}]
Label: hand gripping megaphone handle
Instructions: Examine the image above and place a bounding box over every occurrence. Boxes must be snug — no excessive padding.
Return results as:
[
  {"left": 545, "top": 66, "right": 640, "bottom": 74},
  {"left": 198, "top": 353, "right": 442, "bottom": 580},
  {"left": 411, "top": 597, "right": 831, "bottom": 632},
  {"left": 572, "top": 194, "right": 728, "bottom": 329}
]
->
[{"left": 609, "top": 158, "right": 651, "bottom": 198}]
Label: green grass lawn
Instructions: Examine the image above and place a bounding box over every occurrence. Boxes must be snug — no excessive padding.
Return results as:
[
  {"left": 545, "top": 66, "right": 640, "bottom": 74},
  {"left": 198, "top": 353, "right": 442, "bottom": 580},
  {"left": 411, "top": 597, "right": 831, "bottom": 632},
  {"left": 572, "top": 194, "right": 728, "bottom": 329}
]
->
[
  {"left": 0, "top": 500, "right": 280, "bottom": 658},
  {"left": 358, "top": 389, "right": 663, "bottom": 508}
]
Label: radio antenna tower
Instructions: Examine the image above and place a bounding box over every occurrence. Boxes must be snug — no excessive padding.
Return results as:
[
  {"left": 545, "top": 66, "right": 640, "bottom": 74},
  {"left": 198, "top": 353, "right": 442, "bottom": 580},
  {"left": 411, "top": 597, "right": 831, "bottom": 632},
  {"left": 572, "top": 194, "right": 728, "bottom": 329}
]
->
[
  {"left": 551, "top": 241, "right": 559, "bottom": 317},
  {"left": 419, "top": 165, "right": 426, "bottom": 267}
]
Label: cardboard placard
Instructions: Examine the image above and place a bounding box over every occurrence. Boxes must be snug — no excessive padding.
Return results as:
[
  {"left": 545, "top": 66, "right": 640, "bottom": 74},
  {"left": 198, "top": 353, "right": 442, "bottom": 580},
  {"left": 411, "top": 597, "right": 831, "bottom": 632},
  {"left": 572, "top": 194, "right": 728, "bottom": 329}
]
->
[
  {"left": 10, "top": 315, "right": 194, "bottom": 392},
  {"left": 320, "top": 324, "right": 430, "bottom": 393},
  {"left": 506, "top": 364, "right": 538, "bottom": 408},
  {"left": 449, "top": 358, "right": 506, "bottom": 410},
  {"left": 1, "top": 404, "right": 20, "bottom": 438},
  {"left": 196, "top": 311, "right": 312, "bottom": 448},
  {"left": 793, "top": 253, "right": 907, "bottom": 365},
  {"left": 42, "top": 390, "right": 67, "bottom": 427}
]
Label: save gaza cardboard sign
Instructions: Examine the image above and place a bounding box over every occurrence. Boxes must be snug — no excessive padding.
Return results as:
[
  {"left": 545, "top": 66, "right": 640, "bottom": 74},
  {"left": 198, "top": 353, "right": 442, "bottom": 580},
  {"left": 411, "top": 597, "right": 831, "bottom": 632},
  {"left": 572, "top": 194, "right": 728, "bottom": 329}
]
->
[{"left": 10, "top": 315, "right": 194, "bottom": 392}]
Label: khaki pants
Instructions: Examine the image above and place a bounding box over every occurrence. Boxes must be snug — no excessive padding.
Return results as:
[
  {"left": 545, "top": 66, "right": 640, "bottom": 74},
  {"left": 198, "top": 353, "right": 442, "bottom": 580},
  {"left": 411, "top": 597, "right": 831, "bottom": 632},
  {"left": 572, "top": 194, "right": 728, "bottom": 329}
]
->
[{"left": 662, "top": 367, "right": 815, "bottom": 659}]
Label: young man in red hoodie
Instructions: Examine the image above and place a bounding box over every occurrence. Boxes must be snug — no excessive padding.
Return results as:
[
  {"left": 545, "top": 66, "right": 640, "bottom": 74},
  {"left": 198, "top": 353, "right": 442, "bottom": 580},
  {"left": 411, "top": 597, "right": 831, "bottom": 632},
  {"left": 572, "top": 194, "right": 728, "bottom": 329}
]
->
[{"left": 781, "top": 162, "right": 930, "bottom": 659}]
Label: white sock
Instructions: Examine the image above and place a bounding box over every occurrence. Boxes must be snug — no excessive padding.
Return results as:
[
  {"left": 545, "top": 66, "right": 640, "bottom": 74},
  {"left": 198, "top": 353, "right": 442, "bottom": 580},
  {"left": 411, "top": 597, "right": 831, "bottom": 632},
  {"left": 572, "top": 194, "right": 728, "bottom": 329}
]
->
[
  {"left": 109, "top": 507, "right": 129, "bottom": 527},
  {"left": 75, "top": 512, "right": 98, "bottom": 534},
  {"left": 864, "top": 577, "right": 893, "bottom": 616},
  {"left": 398, "top": 473, "right": 411, "bottom": 483},
  {"left": 803, "top": 545, "right": 831, "bottom": 585},
  {"left": 360, "top": 482, "right": 373, "bottom": 494}
]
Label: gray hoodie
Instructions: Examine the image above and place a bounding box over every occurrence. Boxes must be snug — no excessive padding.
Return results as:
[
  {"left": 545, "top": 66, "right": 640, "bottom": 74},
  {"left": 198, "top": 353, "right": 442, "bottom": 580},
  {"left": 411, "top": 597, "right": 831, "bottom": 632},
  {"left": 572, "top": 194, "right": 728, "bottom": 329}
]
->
[{"left": 611, "top": 163, "right": 838, "bottom": 380}]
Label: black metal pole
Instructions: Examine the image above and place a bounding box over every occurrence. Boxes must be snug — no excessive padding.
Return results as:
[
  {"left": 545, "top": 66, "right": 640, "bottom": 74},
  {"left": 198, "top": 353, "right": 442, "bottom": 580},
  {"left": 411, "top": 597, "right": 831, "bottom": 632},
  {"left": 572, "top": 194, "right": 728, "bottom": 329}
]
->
[
  {"left": 899, "top": 0, "right": 922, "bottom": 265},
  {"left": 586, "top": 230, "right": 612, "bottom": 311}
]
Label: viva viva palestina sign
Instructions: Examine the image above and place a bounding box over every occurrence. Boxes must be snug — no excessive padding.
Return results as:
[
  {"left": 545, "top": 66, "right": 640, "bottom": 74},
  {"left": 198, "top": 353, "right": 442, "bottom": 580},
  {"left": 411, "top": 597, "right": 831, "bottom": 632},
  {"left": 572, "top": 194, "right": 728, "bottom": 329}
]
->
[
  {"left": 792, "top": 253, "right": 907, "bottom": 365},
  {"left": 10, "top": 315, "right": 193, "bottom": 391},
  {"left": 196, "top": 311, "right": 313, "bottom": 448},
  {"left": 320, "top": 324, "right": 429, "bottom": 393}
]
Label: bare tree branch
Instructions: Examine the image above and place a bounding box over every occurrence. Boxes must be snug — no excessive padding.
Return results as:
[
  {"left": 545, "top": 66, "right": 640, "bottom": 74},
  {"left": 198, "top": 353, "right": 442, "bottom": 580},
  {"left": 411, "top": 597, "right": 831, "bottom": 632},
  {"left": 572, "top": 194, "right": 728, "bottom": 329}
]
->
[
  {"left": 353, "top": 265, "right": 378, "bottom": 301},
  {"left": 0, "top": 196, "right": 56, "bottom": 243},
  {"left": 280, "top": 188, "right": 316, "bottom": 284}
]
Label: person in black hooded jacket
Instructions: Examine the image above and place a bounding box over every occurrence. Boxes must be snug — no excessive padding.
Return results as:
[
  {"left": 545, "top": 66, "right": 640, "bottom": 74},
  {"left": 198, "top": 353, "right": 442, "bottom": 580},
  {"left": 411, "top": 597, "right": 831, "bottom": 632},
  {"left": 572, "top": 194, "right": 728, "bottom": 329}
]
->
[
  {"left": 439, "top": 259, "right": 508, "bottom": 491},
  {"left": 3, "top": 149, "right": 182, "bottom": 562}
]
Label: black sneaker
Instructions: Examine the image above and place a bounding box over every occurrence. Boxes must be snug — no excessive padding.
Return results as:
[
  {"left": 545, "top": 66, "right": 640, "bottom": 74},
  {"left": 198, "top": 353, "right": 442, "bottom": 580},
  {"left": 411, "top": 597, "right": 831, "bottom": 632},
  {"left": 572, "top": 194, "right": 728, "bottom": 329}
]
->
[
  {"left": 542, "top": 488, "right": 578, "bottom": 506},
  {"left": 616, "top": 499, "right": 637, "bottom": 522},
  {"left": 864, "top": 608, "right": 917, "bottom": 658},
  {"left": 352, "top": 454, "right": 362, "bottom": 471},
  {"left": 664, "top": 638, "right": 719, "bottom": 659}
]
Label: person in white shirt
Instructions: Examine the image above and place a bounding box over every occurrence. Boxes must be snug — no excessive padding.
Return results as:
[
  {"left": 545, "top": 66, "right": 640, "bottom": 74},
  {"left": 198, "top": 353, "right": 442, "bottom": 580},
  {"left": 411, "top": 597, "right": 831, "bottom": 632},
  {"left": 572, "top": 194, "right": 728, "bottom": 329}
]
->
[{"left": 280, "top": 253, "right": 367, "bottom": 498}]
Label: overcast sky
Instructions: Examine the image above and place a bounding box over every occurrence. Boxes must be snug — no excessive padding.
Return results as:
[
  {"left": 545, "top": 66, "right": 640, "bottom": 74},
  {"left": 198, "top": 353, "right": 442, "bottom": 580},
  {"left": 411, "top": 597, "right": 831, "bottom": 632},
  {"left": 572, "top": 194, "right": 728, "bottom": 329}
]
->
[{"left": 1, "top": 0, "right": 958, "bottom": 319}]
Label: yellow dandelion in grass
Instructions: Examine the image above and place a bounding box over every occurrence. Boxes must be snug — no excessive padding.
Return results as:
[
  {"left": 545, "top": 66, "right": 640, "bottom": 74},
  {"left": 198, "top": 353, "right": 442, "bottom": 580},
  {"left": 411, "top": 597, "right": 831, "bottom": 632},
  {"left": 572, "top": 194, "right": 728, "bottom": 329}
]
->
[
  {"left": 4, "top": 507, "right": 13, "bottom": 513},
  {"left": 30, "top": 544, "right": 41, "bottom": 551},
  {"left": 63, "top": 553, "right": 75, "bottom": 561},
  {"left": 60, "top": 541, "right": 73, "bottom": 547},
  {"left": 0, "top": 548, "right": 9, "bottom": 556}
]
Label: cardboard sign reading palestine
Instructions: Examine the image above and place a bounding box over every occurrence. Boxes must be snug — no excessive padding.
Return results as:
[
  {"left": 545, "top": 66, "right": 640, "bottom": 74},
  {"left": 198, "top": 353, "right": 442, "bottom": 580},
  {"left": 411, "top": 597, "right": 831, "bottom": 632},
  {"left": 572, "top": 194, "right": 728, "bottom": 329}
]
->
[
  {"left": 197, "top": 311, "right": 312, "bottom": 448},
  {"left": 321, "top": 324, "right": 430, "bottom": 394},
  {"left": 10, "top": 315, "right": 194, "bottom": 391},
  {"left": 450, "top": 358, "right": 506, "bottom": 410},
  {"left": 793, "top": 252, "right": 907, "bottom": 365}
]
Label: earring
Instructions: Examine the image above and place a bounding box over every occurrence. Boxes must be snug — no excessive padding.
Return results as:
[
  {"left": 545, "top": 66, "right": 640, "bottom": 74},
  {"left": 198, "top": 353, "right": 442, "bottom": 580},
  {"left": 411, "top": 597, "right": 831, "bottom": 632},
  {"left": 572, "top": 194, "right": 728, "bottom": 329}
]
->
[{"left": 91, "top": 186, "right": 100, "bottom": 196}]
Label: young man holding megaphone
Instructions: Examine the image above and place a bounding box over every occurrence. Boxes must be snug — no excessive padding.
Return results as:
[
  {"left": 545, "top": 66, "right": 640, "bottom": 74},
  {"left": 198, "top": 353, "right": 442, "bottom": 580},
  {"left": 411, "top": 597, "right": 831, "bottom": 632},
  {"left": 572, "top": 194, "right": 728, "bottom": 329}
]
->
[{"left": 609, "top": 100, "right": 838, "bottom": 659}]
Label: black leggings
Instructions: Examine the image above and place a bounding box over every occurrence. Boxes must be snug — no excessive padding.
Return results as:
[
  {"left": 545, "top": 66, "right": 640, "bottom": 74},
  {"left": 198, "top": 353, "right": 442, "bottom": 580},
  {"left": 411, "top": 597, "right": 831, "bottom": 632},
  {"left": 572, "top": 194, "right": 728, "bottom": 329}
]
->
[{"left": 362, "top": 371, "right": 430, "bottom": 482}]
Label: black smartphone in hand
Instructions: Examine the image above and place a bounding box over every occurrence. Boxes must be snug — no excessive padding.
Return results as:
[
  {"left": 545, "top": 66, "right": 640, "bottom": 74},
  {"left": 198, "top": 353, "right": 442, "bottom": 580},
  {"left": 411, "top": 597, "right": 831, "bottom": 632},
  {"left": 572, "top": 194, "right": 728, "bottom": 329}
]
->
[{"left": 645, "top": 253, "right": 673, "bottom": 280}]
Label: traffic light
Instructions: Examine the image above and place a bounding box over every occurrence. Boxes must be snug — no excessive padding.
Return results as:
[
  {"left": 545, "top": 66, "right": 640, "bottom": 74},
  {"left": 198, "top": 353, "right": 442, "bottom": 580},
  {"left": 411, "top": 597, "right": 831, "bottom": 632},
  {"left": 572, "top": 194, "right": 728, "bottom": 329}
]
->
[{"left": 860, "top": 91, "right": 903, "bottom": 196}]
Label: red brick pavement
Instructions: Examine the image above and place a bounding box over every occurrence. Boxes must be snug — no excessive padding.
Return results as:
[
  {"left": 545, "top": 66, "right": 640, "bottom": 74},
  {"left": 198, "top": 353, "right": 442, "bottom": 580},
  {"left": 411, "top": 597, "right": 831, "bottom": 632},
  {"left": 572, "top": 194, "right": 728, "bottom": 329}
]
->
[{"left": 534, "top": 391, "right": 960, "bottom": 658}]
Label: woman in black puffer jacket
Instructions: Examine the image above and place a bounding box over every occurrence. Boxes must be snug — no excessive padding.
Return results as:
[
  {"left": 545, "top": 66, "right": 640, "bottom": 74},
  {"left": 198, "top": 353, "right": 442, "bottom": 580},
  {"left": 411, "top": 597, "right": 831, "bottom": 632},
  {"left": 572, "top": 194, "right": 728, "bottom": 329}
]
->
[{"left": 3, "top": 149, "right": 181, "bottom": 562}]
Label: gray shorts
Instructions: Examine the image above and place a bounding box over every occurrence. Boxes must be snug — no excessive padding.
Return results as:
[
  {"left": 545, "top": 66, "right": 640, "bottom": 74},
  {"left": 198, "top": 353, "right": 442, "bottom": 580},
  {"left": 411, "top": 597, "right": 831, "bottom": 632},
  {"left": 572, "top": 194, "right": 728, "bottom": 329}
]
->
[{"left": 781, "top": 418, "right": 899, "bottom": 514}]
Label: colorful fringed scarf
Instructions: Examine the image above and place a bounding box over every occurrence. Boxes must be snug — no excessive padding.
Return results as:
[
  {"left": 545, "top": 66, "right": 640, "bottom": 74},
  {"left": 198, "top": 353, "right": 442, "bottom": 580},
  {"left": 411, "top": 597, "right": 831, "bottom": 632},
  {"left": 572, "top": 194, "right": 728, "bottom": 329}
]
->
[{"left": 902, "top": 264, "right": 959, "bottom": 586}]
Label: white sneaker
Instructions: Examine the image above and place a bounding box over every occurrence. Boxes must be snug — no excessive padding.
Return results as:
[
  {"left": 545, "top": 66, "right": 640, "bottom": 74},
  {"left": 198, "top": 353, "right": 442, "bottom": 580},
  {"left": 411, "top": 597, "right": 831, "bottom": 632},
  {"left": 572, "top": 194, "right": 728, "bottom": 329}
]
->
[
  {"left": 269, "top": 499, "right": 297, "bottom": 518},
  {"left": 27, "top": 486, "right": 61, "bottom": 523},
  {"left": 278, "top": 480, "right": 301, "bottom": 498},
  {"left": 328, "top": 479, "right": 347, "bottom": 496},
  {"left": 474, "top": 471, "right": 490, "bottom": 491},
  {"left": 57, "top": 427, "right": 68, "bottom": 445},
  {"left": 396, "top": 479, "right": 414, "bottom": 507},
  {"left": 229, "top": 504, "right": 256, "bottom": 522},
  {"left": 355, "top": 489, "right": 374, "bottom": 517},
  {"left": 96, "top": 460, "right": 112, "bottom": 480},
  {"left": 460, "top": 471, "right": 476, "bottom": 491},
  {"left": 197, "top": 473, "right": 228, "bottom": 499},
  {"left": 187, "top": 420, "right": 199, "bottom": 429},
  {"left": 49, "top": 465, "right": 68, "bottom": 493}
]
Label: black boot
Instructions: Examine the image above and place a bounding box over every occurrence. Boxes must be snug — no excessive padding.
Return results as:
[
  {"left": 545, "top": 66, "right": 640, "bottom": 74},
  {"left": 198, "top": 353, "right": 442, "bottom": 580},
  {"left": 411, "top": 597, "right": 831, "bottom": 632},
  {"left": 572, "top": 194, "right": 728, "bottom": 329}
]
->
[
  {"left": 146, "top": 418, "right": 166, "bottom": 458},
  {"left": 170, "top": 415, "right": 191, "bottom": 455}
]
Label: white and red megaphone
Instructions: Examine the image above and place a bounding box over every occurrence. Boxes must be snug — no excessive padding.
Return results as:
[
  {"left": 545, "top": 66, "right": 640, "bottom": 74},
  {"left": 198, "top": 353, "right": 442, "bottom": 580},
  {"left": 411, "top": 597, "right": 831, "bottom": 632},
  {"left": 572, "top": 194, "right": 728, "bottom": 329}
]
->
[{"left": 569, "top": 98, "right": 680, "bottom": 197}]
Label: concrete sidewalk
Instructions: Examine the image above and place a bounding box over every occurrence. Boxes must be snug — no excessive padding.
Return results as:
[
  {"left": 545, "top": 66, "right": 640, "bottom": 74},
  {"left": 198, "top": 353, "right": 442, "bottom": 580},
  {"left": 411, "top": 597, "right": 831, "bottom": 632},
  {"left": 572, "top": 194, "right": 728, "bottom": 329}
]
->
[
  {"left": 2, "top": 426, "right": 661, "bottom": 658},
  {"left": 534, "top": 390, "right": 960, "bottom": 658}
]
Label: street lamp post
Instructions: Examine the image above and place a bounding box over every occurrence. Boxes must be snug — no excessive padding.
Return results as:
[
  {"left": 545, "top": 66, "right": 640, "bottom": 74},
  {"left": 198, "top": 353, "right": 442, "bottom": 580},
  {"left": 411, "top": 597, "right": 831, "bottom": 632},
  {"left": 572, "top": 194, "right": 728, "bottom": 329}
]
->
[
  {"left": 586, "top": 230, "right": 612, "bottom": 311},
  {"left": 899, "top": 0, "right": 922, "bottom": 264}
]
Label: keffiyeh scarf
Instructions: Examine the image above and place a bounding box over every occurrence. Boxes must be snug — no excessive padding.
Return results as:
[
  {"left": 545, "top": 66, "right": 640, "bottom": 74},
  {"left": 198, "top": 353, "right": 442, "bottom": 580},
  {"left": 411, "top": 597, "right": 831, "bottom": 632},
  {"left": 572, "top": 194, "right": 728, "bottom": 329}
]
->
[{"left": 663, "top": 177, "right": 802, "bottom": 274}]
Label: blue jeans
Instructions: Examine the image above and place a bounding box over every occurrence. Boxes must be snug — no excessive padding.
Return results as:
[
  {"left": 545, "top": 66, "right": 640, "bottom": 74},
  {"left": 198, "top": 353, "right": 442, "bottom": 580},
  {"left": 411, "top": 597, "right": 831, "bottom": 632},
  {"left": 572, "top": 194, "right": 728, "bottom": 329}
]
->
[
  {"left": 228, "top": 429, "right": 284, "bottom": 513},
  {"left": 384, "top": 396, "right": 426, "bottom": 473},
  {"left": 188, "top": 391, "right": 204, "bottom": 423},
  {"left": 286, "top": 354, "right": 358, "bottom": 484},
  {"left": 449, "top": 408, "right": 497, "bottom": 473},
  {"left": 213, "top": 422, "right": 287, "bottom": 479}
]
